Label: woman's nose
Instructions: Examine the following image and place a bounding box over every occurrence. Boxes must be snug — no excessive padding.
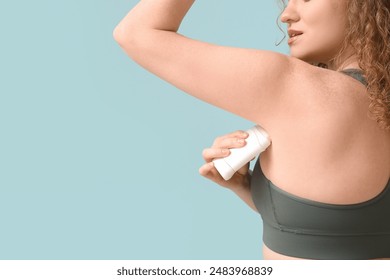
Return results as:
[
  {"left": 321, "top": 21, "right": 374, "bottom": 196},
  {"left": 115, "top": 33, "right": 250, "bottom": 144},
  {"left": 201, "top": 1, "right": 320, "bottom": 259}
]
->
[{"left": 280, "top": 2, "right": 300, "bottom": 23}]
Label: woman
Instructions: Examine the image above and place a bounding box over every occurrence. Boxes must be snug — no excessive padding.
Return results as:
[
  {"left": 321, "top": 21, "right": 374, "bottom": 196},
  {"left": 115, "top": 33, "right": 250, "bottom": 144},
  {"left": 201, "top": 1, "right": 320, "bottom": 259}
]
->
[{"left": 114, "top": 0, "right": 390, "bottom": 259}]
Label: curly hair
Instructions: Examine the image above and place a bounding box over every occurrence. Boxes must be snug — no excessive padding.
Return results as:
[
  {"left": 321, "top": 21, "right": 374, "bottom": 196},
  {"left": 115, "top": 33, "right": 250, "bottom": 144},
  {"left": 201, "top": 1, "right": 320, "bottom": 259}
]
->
[
  {"left": 277, "top": 0, "right": 390, "bottom": 130},
  {"left": 341, "top": 0, "right": 390, "bottom": 130}
]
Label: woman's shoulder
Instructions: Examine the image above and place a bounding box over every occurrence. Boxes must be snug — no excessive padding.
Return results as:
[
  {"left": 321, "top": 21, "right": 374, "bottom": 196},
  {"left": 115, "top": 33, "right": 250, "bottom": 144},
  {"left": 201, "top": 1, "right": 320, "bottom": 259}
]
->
[{"left": 263, "top": 62, "right": 371, "bottom": 138}]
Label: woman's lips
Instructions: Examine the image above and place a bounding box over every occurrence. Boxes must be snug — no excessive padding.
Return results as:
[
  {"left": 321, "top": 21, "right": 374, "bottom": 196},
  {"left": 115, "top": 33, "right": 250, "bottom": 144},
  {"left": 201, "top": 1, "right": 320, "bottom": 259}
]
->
[
  {"left": 287, "top": 29, "right": 303, "bottom": 45},
  {"left": 288, "top": 33, "right": 302, "bottom": 45}
]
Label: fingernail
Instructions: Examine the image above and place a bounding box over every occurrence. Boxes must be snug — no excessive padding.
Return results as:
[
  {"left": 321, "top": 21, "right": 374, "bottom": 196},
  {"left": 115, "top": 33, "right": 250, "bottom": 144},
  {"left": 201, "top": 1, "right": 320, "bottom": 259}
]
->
[{"left": 238, "top": 139, "right": 245, "bottom": 144}]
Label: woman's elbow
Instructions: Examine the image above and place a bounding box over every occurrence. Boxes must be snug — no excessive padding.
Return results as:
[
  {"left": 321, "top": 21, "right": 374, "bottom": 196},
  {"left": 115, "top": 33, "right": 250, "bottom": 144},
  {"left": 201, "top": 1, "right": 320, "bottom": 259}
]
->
[
  {"left": 113, "top": 25, "right": 146, "bottom": 57},
  {"left": 113, "top": 24, "right": 131, "bottom": 45},
  {"left": 113, "top": 25, "right": 123, "bottom": 42}
]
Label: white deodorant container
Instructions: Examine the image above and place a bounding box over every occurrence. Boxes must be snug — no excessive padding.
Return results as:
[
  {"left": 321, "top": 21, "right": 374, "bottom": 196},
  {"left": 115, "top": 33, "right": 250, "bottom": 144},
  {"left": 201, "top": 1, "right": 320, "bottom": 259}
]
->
[{"left": 213, "top": 125, "right": 271, "bottom": 181}]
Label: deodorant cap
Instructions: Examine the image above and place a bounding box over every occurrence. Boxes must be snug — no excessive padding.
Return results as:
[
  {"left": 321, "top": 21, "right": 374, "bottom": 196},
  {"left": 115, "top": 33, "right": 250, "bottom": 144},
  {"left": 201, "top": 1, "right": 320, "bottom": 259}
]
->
[{"left": 213, "top": 159, "right": 235, "bottom": 181}]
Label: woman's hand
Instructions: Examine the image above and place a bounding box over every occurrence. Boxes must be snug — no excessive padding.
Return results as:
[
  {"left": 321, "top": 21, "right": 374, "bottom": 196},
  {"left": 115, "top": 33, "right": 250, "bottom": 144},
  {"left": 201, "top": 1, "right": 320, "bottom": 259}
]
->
[{"left": 199, "top": 130, "right": 252, "bottom": 191}]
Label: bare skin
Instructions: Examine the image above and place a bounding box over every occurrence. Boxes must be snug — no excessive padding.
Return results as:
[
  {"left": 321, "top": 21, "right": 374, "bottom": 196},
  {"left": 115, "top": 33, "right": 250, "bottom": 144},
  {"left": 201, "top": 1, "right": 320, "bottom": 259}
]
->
[{"left": 114, "top": 0, "right": 390, "bottom": 259}]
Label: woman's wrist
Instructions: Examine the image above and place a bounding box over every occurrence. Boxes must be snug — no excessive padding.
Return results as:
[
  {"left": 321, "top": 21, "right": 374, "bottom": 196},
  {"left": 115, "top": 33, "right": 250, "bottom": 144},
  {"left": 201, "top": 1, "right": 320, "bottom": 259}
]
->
[
  {"left": 228, "top": 172, "right": 258, "bottom": 212},
  {"left": 229, "top": 172, "right": 251, "bottom": 193}
]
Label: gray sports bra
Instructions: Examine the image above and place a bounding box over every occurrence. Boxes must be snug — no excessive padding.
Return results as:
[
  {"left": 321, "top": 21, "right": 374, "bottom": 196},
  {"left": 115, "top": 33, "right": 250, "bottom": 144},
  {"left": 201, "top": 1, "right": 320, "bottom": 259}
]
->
[{"left": 250, "top": 69, "right": 390, "bottom": 259}]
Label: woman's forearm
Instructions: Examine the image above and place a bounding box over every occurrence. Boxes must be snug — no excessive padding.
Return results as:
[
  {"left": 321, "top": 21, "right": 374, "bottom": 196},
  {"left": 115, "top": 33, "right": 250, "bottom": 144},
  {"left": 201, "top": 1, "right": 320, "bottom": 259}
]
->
[{"left": 114, "top": 0, "right": 196, "bottom": 39}]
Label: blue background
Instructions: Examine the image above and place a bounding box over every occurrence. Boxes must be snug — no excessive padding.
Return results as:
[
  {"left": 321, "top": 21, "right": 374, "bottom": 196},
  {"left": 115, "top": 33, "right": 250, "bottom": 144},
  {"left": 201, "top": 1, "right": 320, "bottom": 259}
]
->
[{"left": 1, "top": 0, "right": 288, "bottom": 259}]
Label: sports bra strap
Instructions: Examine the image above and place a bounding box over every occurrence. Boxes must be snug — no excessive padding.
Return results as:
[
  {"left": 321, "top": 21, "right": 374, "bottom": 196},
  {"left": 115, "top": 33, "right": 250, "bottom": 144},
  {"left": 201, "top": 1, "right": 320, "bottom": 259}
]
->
[{"left": 340, "top": 69, "right": 367, "bottom": 86}]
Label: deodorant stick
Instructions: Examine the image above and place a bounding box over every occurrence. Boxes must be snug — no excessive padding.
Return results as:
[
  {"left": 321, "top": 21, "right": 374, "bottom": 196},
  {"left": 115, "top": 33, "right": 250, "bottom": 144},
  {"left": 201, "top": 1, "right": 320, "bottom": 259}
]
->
[{"left": 213, "top": 125, "right": 271, "bottom": 181}]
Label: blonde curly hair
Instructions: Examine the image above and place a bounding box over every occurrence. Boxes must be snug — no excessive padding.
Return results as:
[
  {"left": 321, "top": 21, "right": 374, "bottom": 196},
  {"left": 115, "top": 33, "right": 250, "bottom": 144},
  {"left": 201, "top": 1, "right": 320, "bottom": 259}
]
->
[{"left": 277, "top": 0, "right": 390, "bottom": 130}]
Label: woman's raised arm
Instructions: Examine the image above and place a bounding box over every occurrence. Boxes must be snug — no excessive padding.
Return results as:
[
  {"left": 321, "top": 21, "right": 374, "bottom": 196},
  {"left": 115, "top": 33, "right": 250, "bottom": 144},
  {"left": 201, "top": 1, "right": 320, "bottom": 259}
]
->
[{"left": 113, "top": 0, "right": 329, "bottom": 132}]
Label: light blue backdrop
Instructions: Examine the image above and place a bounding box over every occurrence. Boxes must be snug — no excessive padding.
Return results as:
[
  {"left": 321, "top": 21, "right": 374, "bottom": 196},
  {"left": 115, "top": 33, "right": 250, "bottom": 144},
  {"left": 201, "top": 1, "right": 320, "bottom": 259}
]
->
[{"left": 1, "top": 0, "right": 288, "bottom": 259}]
